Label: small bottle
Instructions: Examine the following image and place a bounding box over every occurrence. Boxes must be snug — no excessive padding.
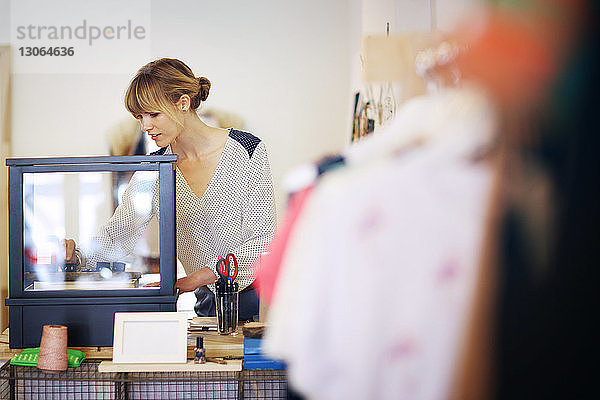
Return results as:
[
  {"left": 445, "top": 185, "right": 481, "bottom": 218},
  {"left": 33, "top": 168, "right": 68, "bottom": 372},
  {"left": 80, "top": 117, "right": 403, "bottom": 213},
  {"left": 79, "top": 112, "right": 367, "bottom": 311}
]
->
[{"left": 194, "top": 337, "right": 206, "bottom": 364}]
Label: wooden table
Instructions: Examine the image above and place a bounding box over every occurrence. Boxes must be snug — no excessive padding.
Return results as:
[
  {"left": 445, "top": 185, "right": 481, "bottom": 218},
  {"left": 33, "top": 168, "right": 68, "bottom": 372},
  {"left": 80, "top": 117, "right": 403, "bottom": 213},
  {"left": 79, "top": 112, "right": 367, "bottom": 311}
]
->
[
  {"left": 0, "top": 322, "right": 287, "bottom": 398},
  {"left": 0, "top": 326, "right": 244, "bottom": 361}
]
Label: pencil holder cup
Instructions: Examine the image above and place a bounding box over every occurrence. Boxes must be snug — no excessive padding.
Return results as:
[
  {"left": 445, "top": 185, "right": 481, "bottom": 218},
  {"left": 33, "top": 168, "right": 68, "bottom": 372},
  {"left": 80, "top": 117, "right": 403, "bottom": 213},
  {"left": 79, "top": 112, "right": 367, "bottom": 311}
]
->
[{"left": 215, "top": 279, "right": 239, "bottom": 335}]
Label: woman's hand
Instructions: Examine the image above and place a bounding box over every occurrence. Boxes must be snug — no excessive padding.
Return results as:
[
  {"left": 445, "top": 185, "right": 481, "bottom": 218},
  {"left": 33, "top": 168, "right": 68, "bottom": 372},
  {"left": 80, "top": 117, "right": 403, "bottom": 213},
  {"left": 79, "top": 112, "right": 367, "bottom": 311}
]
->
[
  {"left": 64, "top": 239, "right": 76, "bottom": 262},
  {"left": 175, "top": 268, "right": 218, "bottom": 293}
]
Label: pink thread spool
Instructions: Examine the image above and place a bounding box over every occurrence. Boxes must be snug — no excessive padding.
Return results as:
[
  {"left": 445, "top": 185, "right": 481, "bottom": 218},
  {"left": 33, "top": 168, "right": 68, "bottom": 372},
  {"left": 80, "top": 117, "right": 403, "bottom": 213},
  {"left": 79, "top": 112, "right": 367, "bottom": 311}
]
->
[{"left": 37, "top": 325, "right": 68, "bottom": 372}]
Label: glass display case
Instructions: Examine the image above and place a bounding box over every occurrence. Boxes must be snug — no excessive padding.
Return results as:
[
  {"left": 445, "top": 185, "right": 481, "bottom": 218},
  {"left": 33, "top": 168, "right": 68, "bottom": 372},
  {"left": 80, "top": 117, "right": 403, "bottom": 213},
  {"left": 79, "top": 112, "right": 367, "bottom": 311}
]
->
[{"left": 5, "top": 155, "right": 178, "bottom": 348}]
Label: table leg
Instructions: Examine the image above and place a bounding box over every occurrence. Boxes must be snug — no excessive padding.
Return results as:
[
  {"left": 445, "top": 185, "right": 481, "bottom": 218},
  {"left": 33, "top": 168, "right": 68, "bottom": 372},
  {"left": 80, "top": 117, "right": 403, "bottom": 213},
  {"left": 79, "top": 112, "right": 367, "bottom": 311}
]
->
[
  {"left": 238, "top": 371, "right": 244, "bottom": 399},
  {"left": 8, "top": 365, "right": 15, "bottom": 400}
]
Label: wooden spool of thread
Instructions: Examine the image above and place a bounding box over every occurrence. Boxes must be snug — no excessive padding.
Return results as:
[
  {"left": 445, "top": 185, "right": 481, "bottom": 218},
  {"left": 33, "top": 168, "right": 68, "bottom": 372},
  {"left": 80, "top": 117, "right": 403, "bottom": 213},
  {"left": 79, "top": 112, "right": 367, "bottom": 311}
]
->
[{"left": 37, "top": 325, "right": 68, "bottom": 372}]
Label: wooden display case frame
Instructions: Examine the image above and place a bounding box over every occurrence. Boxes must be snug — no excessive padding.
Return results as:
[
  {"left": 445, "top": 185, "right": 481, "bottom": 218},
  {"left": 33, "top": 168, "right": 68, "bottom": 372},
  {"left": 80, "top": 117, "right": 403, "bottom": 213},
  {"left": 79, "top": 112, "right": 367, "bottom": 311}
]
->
[{"left": 4, "top": 155, "right": 178, "bottom": 348}]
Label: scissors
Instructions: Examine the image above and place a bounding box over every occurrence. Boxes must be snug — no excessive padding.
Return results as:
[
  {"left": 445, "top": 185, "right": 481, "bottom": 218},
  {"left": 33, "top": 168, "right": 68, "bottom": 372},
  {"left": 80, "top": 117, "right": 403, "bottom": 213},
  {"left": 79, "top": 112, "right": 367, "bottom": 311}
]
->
[{"left": 216, "top": 253, "right": 238, "bottom": 283}]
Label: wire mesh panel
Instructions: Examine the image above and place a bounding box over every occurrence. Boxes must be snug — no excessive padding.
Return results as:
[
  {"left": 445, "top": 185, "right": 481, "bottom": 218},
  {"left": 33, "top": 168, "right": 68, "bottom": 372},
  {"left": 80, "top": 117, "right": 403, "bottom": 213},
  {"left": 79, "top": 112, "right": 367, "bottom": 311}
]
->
[
  {"left": 124, "top": 371, "right": 240, "bottom": 400},
  {"left": 242, "top": 370, "right": 287, "bottom": 400},
  {"left": 0, "top": 378, "right": 10, "bottom": 400},
  {"left": 0, "top": 361, "right": 123, "bottom": 400},
  {"left": 10, "top": 379, "right": 119, "bottom": 400},
  {"left": 0, "top": 360, "right": 288, "bottom": 400}
]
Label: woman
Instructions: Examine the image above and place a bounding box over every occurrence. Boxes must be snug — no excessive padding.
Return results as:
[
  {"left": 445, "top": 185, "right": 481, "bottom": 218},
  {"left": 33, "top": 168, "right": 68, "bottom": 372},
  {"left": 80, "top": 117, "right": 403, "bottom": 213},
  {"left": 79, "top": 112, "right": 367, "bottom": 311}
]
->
[{"left": 67, "top": 58, "right": 276, "bottom": 321}]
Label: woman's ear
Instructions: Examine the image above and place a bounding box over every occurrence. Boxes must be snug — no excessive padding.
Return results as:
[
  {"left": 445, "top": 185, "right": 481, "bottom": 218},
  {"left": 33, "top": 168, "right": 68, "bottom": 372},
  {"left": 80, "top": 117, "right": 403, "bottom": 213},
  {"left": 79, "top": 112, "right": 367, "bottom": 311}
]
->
[{"left": 177, "top": 95, "right": 191, "bottom": 112}]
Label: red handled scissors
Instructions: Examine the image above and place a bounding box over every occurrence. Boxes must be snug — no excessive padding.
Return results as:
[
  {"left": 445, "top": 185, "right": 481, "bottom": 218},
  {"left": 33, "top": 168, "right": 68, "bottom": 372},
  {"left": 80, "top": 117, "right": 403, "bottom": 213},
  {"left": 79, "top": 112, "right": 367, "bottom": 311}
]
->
[{"left": 216, "top": 253, "right": 238, "bottom": 282}]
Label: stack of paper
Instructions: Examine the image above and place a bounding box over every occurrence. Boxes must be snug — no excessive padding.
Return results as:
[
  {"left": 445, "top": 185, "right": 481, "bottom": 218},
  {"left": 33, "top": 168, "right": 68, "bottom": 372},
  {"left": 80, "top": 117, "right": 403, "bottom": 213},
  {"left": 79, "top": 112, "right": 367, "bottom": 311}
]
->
[{"left": 188, "top": 317, "right": 218, "bottom": 333}]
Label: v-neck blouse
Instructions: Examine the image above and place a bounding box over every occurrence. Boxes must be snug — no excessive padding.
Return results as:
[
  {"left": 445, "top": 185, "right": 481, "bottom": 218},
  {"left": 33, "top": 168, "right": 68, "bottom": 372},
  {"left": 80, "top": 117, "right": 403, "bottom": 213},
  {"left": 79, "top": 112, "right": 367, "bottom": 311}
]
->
[
  {"left": 89, "top": 129, "right": 277, "bottom": 291},
  {"left": 170, "top": 132, "right": 228, "bottom": 203}
]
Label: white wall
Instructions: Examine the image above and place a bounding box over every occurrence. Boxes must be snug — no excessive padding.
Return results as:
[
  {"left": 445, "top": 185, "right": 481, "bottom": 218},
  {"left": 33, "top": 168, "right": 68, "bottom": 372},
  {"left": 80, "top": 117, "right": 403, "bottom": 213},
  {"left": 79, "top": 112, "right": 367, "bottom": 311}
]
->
[
  {"left": 2, "top": 0, "right": 353, "bottom": 215},
  {"left": 1, "top": 0, "right": 480, "bottom": 211},
  {"left": 0, "top": 0, "right": 483, "bottom": 327},
  {"left": 0, "top": 0, "right": 8, "bottom": 43},
  {"left": 361, "top": 0, "right": 479, "bottom": 33}
]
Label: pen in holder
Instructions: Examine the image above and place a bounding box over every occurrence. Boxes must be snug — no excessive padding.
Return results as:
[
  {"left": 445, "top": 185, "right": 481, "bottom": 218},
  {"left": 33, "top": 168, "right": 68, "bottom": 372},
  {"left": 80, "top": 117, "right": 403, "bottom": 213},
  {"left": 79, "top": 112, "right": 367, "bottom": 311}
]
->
[
  {"left": 215, "top": 253, "right": 240, "bottom": 335},
  {"left": 215, "top": 278, "right": 239, "bottom": 335}
]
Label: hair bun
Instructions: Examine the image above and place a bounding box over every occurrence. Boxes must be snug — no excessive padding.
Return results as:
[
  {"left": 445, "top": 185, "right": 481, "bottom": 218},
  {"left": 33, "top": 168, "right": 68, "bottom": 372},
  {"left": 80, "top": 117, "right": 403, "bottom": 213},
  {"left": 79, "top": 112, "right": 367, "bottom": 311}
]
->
[{"left": 197, "top": 77, "right": 211, "bottom": 101}]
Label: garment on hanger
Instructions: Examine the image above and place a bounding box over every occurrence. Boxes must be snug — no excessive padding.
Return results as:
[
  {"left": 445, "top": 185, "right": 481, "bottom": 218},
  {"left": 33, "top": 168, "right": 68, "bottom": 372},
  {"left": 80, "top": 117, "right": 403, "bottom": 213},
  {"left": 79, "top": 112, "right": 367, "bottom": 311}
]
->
[
  {"left": 257, "top": 84, "right": 496, "bottom": 307},
  {"left": 254, "top": 155, "right": 345, "bottom": 304},
  {"left": 253, "top": 185, "right": 314, "bottom": 305},
  {"left": 263, "top": 85, "right": 498, "bottom": 400}
]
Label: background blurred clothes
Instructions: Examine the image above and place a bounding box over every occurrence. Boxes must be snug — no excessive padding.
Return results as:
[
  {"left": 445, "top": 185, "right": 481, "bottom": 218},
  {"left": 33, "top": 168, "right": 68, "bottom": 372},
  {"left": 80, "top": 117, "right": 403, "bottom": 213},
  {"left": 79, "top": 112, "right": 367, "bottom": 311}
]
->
[
  {"left": 255, "top": 85, "right": 497, "bottom": 305},
  {"left": 263, "top": 86, "right": 498, "bottom": 400},
  {"left": 254, "top": 186, "right": 314, "bottom": 306},
  {"left": 491, "top": 1, "right": 600, "bottom": 398},
  {"left": 259, "top": 1, "right": 599, "bottom": 397}
]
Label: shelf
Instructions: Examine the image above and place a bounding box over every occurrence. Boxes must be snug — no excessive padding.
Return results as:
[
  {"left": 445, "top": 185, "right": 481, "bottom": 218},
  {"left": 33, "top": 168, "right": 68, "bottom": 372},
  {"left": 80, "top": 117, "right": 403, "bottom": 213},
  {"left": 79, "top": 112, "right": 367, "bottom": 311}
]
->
[{"left": 98, "top": 359, "right": 242, "bottom": 372}]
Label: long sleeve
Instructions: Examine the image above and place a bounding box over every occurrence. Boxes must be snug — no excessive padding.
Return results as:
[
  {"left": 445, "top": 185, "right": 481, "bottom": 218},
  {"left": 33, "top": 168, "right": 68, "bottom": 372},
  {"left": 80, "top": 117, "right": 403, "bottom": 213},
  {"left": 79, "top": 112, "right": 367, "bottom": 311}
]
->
[
  {"left": 229, "top": 141, "right": 277, "bottom": 290},
  {"left": 171, "top": 131, "right": 277, "bottom": 293},
  {"left": 84, "top": 170, "right": 158, "bottom": 270}
]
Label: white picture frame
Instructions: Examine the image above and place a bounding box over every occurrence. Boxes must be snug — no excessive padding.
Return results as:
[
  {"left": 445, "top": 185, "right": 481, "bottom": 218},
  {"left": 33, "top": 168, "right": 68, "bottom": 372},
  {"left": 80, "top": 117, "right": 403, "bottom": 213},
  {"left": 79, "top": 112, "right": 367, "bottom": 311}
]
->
[{"left": 112, "top": 312, "right": 188, "bottom": 364}]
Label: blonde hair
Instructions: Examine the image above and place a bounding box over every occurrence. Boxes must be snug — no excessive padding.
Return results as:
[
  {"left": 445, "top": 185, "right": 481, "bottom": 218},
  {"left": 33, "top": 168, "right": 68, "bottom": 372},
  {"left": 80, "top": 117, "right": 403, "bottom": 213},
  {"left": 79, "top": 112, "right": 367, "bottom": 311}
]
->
[{"left": 124, "top": 58, "right": 211, "bottom": 125}]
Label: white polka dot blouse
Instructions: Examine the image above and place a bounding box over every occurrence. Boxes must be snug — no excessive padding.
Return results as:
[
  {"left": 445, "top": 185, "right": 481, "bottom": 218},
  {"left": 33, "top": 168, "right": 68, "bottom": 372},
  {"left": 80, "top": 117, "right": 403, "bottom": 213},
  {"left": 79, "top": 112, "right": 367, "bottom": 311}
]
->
[{"left": 86, "top": 129, "right": 277, "bottom": 291}]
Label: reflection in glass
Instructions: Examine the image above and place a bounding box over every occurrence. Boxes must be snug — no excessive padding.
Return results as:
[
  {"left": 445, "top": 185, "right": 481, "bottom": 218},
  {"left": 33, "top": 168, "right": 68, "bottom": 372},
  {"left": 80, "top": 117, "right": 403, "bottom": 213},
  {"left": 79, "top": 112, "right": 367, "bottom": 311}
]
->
[{"left": 23, "top": 171, "right": 161, "bottom": 291}]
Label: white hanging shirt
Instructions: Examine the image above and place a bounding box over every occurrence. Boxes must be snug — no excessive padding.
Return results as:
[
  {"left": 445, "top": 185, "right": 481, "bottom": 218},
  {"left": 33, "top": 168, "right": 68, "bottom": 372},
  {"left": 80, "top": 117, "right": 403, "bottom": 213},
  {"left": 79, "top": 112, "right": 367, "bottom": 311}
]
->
[{"left": 264, "top": 87, "right": 497, "bottom": 399}]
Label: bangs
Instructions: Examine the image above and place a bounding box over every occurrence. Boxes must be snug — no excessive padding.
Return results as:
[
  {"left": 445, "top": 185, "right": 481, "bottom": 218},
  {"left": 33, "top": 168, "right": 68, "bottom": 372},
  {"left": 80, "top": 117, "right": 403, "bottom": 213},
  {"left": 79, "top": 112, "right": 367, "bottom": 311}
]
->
[{"left": 124, "top": 73, "right": 175, "bottom": 118}]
